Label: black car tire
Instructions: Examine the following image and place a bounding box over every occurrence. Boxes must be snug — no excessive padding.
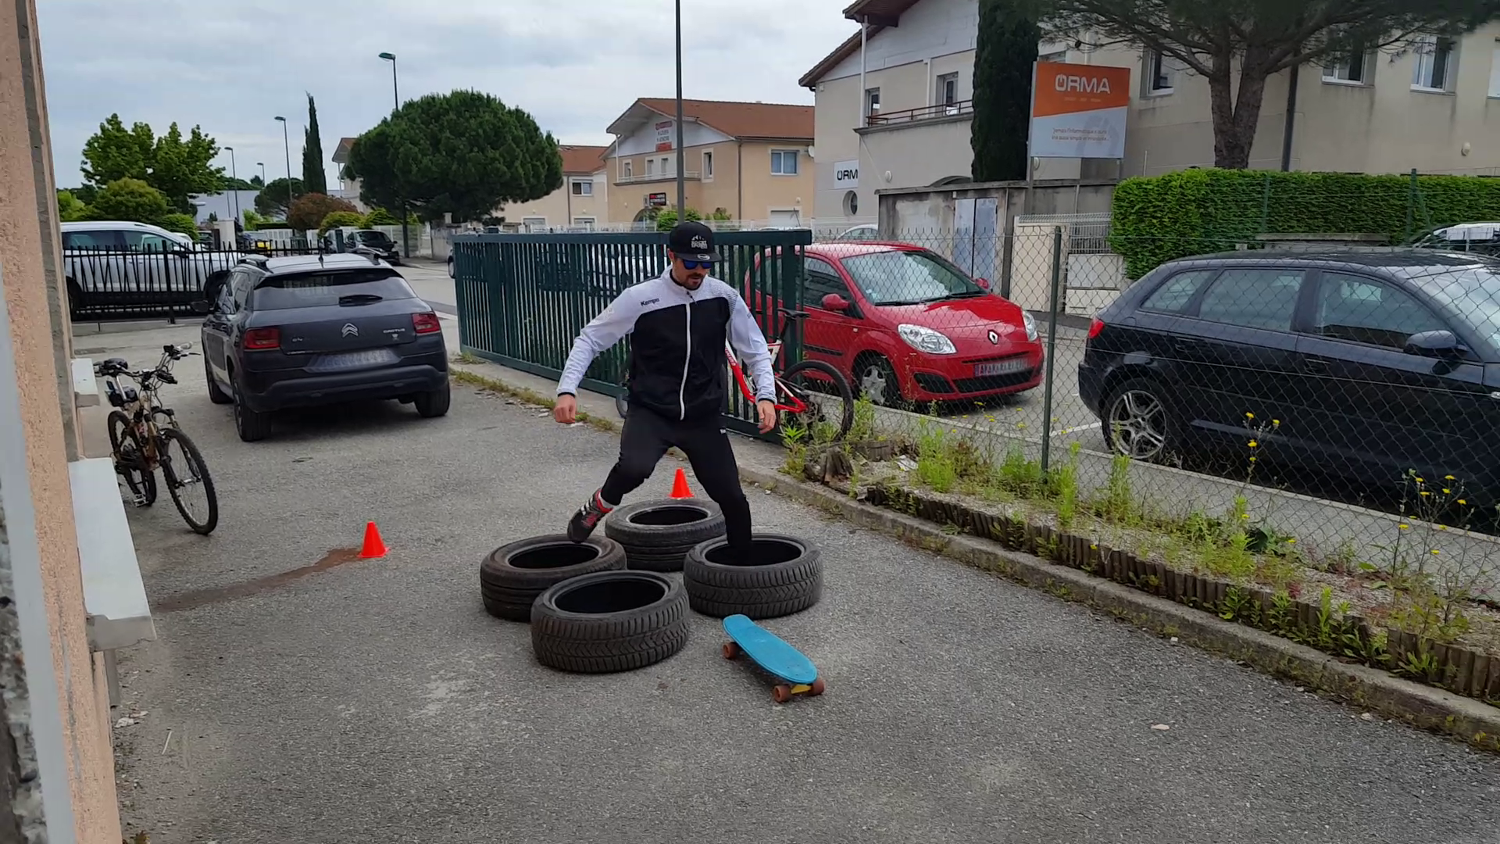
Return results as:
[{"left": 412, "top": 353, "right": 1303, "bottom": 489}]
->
[
  {"left": 530, "top": 570, "right": 689, "bottom": 673},
  {"left": 854, "top": 354, "right": 903, "bottom": 407},
  {"left": 480, "top": 534, "right": 627, "bottom": 622},
  {"left": 683, "top": 533, "right": 822, "bottom": 619},
  {"left": 604, "top": 498, "right": 726, "bottom": 573},
  {"left": 205, "top": 355, "right": 232, "bottom": 405},
  {"left": 1101, "top": 377, "right": 1181, "bottom": 464},
  {"left": 231, "top": 373, "right": 272, "bottom": 442},
  {"left": 414, "top": 379, "right": 452, "bottom": 418}
]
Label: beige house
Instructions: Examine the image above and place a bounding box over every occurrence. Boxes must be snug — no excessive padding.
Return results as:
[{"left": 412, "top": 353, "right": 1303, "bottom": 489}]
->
[
  {"left": 499, "top": 145, "right": 610, "bottom": 230},
  {"left": 802, "top": 0, "right": 1500, "bottom": 223},
  {"left": 604, "top": 98, "right": 816, "bottom": 227},
  {"left": 2, "top": 1, "right": 141, "bottom": 840}
]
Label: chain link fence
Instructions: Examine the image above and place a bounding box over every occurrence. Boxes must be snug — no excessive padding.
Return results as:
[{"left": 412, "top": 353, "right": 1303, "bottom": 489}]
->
[{"left": 789, "top": 224, "right": 1500, "bottom": 688}]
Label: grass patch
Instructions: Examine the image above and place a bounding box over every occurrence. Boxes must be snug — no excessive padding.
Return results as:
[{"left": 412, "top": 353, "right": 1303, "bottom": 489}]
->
[{"left": 450, "top": 369, "right": 618, "bottom": 434}]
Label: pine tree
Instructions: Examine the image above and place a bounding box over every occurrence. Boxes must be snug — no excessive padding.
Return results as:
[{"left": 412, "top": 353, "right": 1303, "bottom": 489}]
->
[
  {"left": 302, "top": 93, "right": 328, "bottom": 195},
  {"left": 970, "top": 0, "right": 1040, "bottom": 183}
]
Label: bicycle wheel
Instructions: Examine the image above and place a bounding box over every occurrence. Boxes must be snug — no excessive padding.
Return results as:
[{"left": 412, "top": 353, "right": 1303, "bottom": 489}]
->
[
  {"left": 156, "top": 428, "right": 219, "bottom": 535},
  {"left": 107, "top": 410, "right": 156, "bottom": 506},
  {"left": 781, "top": 359, "right": 854, "bottom": 441}
]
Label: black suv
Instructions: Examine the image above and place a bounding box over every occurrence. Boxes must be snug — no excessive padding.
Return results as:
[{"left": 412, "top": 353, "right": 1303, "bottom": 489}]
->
[{"left": 1078, "top": 250, "right": 1500, "bottom": 502}]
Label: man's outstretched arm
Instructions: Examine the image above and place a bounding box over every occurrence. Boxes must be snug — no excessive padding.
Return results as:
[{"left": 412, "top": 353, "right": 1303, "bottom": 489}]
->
[
  {"left": 557, "top": 294, "right": 637, "bottom": 398},
  {"left": 726, "top": 294, "right": 776, "bottom": 404}
]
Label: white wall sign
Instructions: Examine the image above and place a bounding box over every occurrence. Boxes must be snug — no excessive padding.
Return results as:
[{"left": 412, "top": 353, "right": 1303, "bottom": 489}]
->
[{"left": 832, "top": 159, "right": 860, "bottom": 189}]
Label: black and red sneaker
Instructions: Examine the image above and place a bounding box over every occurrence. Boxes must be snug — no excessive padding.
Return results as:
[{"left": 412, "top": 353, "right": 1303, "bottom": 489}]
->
[{"left": 566, "top": 490, "right": 613, "bottom": 542}]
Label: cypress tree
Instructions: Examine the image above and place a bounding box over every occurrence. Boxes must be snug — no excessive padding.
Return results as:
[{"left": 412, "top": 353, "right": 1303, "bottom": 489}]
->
[
  {"left": 302, "top": 93, "right": 328, "bottom": 195},
  {"left": 970, "top": 0, "right": 1041, "bottom": 182}
]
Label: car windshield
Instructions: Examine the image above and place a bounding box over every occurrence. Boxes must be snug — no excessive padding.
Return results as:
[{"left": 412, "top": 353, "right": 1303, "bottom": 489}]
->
[
  {"left": 251, "top": 269, "right": 417, "bottom": 310},
  {"left": 1415, "top": 268, "right": 1500, "bottom": 357},
  {"left": 839, "top": 249, "right": 986, "bottom": 305},
  {"left": 355, "top": 231, "right": 391, "bottom": 246}
]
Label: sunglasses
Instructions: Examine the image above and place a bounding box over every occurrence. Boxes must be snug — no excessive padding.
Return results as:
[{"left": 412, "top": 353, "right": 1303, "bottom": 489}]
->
[{"left": 679, "top": 259, "right": 714, "bottom": 270}]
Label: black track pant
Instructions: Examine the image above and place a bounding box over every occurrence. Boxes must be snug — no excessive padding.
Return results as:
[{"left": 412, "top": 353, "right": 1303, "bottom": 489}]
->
[{"left": 599, "top": 403, "right": 752, "bottom": 563}]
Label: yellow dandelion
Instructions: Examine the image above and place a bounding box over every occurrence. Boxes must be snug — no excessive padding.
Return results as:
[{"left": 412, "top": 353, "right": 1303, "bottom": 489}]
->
[
  {"left": 1438, "top": 525, "right": 1448, "bottom": 532},
  {"left": 1399, "top": 523, "right": 1410, "bottom": 530},
  {"left": 1272, "top": 419, "right": 1281, "bottom": 427},
  {"left": 1285, "top": 538, "right": 1296, "bottom": 544},
  {"left": 1445, "top": 474, "right": 1455, "bottom": 481},
  {"left": 1248, "top": 440, "right": 1258, "bottom": 448},
  {"left": 1249, "top": 456, "right": 1257, "bottom": 463},
  {"left": 1443, "top": 488, "right": 1451, "bottom": 494},
  {"left": 1245, "top": 412, "right": 1254, "bottom": 419},
  {"left": 1415, "top": 476, "right": 1425, "bottom": 483},
  {"left": 1420, "top": 490, "right": 1431, "bottom": 497},
  {"left": 1431, "top": 549, "right": 1440, "bottom": 556},
  {"left": 1459, "top": 499, "right": 1467, "bottom": 505}
]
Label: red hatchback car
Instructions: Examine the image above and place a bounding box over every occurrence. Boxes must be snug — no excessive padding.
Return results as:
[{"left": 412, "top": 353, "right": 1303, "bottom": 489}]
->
[{"left": 743, "top": 242, "right": 1044, "bottom": 406}]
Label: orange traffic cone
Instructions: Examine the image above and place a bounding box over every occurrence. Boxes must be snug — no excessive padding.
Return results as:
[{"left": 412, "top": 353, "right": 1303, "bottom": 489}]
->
[
  {"left": 359, "top": 521, "right": 388, "bottom": 558},
  {"left": 669, "top": 467, "right": 694, "bottom": 499}
]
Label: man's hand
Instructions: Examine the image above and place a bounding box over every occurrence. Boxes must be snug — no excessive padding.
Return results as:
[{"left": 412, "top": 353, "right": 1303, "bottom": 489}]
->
[
  {"left": 756, "top": 399, "right": 778, "bottom": 434},
  {"left": 554, "top": 394, "right": 578, "bottom": 425}
]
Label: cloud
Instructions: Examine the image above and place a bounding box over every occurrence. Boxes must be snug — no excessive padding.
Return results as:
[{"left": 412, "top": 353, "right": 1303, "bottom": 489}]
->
[{"left": 36, "top": 0, "right": 854, "bottom": 189}]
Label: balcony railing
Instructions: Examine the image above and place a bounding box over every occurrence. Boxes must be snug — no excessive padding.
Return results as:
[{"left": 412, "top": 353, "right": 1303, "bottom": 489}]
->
[
  {"left": 615, "top": 170, "right": 702, "bottom": 185},
  {"left": 865, "top": 100, "right": 974, "bottom": 127}
]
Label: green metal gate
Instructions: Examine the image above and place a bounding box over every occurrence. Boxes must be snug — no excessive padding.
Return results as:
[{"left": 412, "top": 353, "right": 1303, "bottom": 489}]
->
[{"left": 452, "top": 229, "right": 811, "bottom": 439}]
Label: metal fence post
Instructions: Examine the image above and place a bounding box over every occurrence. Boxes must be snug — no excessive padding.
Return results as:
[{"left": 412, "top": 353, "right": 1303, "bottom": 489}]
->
[{"left": 1039, "top": 225, "right": 1063, "bottom": 474}]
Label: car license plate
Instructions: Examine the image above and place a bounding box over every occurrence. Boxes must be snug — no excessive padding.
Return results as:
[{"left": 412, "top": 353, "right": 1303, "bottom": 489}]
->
[
  {"left": 307, "top": 348, "right": 399, "bottom": 372},
  {"left": 974, "top": 359, "right": 1029, "bottom": 377}
]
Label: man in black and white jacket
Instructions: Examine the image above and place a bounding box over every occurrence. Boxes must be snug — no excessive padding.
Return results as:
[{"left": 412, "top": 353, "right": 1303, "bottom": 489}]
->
[{"left": 553, "top": 221, "right": 777, "bottom": 564}]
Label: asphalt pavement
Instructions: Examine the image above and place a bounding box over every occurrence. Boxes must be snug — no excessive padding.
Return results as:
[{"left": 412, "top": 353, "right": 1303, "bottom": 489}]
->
[{"left": 97, "top": 319, "right": 1500, "bottom": 844}]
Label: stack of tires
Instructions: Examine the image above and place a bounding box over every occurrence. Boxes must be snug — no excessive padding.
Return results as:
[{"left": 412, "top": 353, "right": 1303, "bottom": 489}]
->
[
  {"left": 480, "top": 497, "right": 823, "bottom": 676},
  {"left": 604, "top": 499, "right": 725, "bottom": 572}
]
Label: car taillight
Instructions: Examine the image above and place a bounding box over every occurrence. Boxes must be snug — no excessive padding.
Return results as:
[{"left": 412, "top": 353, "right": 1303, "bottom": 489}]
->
[
  {"left": 243, "top": 327, "right": 280, "bottom": 351},
  {"left": 1087, "top": 318, "right": 1105, "bottom": 340},
  {"left": 412, "top": 312, "right": 442, "bottom": 334}
]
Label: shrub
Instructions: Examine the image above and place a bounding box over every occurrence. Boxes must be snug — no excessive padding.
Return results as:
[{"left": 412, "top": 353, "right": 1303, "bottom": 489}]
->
[
  {"left": 1108, "top": 170, "right": 1500, "bottom": 279},
  {"left": 89, "top": 177, "right": 171, "bottom": 226},
  {"left": 159, "top": 213, "right": 199, "bottom": 239},
  {"left": 319, "top": 211, "right": 365, "bottom": 235},
  {"left": 285, "top": 192, "right": 357, "bottom": 232}
]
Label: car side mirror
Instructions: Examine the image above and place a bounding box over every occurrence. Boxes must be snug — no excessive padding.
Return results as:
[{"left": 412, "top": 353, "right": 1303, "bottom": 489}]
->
[
  {"left": 821, "top": 293, "right": 851, "bottom": 311},
  {"left": 1404, "top": 329, "right": 1464, "bottom": 360},
  {"left": 189, "top": 300, "right": 213, "bottom": 315},
  {"left": 974, "top": 277, "right": 992, "bottom": 291}
]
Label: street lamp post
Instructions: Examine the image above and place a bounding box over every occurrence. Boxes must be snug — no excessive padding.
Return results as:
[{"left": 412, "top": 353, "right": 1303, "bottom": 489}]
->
[
  {"left": 379, "top": 51, "right": 410, "bottom": 258},
  {"left": 257, "top": 162, "right": 266, "bottom": 185},
  {"left": 274, "top": 116, "right": 294, "bottom": 225},
  {"left": 674, "top": 0, "right": 685, "bottom": 218},
  {"left": 224, "top": 146, "right": 239, "bottom": 226}
]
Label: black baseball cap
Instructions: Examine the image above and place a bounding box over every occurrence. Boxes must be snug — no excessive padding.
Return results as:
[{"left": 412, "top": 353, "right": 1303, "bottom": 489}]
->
[{"left": 667, "top": 220, "right": 720, "bottom": 263}]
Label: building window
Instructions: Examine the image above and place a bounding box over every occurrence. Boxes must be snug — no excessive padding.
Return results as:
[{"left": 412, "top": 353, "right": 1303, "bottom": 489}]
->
[
  {"left": 659, "top": 156, "right": 672, "bottom": 174},
  {"left": 571, "top": 179, "right": 593, "bottom": 196},
  {"left": 646, "top": 158, "right": 656, "bottom": 176},
  {"left": 1323, "top": 42, "right": 1371, "bottom": 84},
  {"left": 771, "top": 149, "right": 799, "bottom": 176},
  {"left": 1412, "top": 35, "right": 1458, "bottom": 92},
  {"left": 522, "top": 216, "right": 547, "bottom": 231},
  {"left": 1146, "top": 49, "right": 1173, "bottom": 95},
  {"left": 842, "top": 190, "right": 859, "bottom": 217},
  {"left": 937, "top": 72, "right": 958, "bottom": 106},
  {"left": 622, "top": 159, "right": 633, "bottom": 179},
  {"left": 864, "top": 87, "right": 881, "bottom": 120},
  {"left": 702, "top": 150, "right": 714, "bottom": 180},
  {"left": 572, "top": 217, "right": 596, "bottom": 231}
]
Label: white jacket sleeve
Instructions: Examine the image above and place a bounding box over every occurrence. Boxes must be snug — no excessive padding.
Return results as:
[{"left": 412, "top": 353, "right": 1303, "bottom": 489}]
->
[
  {"left": 556, "top": 293, "right": 638, "bottom": 396},
  {"left": 726, "top": 293, "right": 776, "bottom": 403}
]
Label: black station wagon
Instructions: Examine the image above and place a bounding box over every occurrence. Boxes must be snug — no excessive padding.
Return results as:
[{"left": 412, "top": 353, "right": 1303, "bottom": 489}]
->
[{"left": 1077, "top": 250, "right": 1500, "bottom": 504}]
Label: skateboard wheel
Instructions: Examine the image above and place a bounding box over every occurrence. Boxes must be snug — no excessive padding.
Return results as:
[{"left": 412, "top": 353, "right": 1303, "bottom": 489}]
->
[
  {"left": 810, "top": 677, "right": 825, "bottom": 696},
  {"left": 722, "top": 642, "right": 742, "bottom": 660},
  {"left": 772, "top": 684, "right": 792, "bottom": 704}
]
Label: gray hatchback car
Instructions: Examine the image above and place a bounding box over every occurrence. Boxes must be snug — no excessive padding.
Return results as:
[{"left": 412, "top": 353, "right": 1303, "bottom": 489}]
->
[{"left": 193, "top": 252, "right": 450, "bottom": 442}]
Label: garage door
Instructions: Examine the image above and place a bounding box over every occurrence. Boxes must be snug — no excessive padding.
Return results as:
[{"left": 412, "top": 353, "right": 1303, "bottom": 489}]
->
[{"left": 768, "top": 210, "right": 801, "bottom": 227}]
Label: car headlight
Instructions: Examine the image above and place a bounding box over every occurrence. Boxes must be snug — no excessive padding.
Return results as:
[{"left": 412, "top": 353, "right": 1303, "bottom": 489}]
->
[
  {"left": 897, "top": 324, "right": 957, "bottom": 355},
  {"left": 1022, "top": 311, "right": 1038, "bottom": 342}
]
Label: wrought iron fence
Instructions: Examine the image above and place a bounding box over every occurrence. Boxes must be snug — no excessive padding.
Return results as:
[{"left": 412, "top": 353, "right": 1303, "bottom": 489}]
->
[
  {"left": 64, "top": 243, "right": 321, "bottom": 321},
  {"left": 451, "top": 229, "right": 812, "bottom": 439}
]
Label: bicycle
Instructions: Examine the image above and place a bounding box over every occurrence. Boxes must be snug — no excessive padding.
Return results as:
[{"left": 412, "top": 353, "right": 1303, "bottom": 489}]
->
[
  {"left": 614, "top": 308, "right": 855, "bottom": 441},
  {"left": 97, "top": 343, "right": 220, "bottom": 535}
]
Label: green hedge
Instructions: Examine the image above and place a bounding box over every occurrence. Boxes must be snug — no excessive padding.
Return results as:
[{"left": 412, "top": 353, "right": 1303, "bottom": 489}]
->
[{"left": 1108, "top": 170, "right": 1500, "bottom": 279}]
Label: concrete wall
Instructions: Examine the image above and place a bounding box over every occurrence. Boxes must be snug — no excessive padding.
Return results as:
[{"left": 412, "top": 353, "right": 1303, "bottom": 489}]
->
[{"left": 0, "top": 1, "right": 123, "bottom": 841}]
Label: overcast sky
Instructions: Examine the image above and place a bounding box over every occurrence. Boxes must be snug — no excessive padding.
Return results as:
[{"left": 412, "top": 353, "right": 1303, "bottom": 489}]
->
[{"left": 37, "top": 0, "right": 854, "bottom": 190}]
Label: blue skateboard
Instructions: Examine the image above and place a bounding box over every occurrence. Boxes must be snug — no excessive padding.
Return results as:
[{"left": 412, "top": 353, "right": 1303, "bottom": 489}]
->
[{"left": 720, "top": 614, "right": 825, "bottom": 703}]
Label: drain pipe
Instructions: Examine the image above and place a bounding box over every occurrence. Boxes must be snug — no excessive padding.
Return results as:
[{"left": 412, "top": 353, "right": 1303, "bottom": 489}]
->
[
  {"left": 859, "top": 18, "right": 868, "bottom": 127},
  {"left": 1280, "top": 62, "right": 1300, "bottom": 171}
]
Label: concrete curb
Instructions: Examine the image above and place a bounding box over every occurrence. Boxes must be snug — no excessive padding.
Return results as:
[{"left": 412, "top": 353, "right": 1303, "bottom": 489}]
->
[
  {"left": 736, "top": 464, "right": 1500, "bottom": 753},
  {"left": 446, "top": 363, "right": 1500, "bottom": 753}
]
